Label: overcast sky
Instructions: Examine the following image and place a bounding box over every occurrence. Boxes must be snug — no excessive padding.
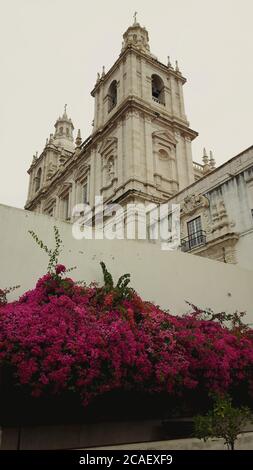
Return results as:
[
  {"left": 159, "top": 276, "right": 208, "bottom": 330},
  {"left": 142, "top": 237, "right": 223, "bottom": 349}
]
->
[{"left": 0, "top": 0, "right": 252, "bottom": 209}]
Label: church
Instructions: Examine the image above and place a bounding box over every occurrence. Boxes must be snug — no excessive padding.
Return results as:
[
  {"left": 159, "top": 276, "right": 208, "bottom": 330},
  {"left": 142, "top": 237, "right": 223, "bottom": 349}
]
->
[
  {"left": 24, "top": 17, "right": 253, "bottom": 271},
  {"left": 1, "top": 14, "right": 253, "bottom": 452}
]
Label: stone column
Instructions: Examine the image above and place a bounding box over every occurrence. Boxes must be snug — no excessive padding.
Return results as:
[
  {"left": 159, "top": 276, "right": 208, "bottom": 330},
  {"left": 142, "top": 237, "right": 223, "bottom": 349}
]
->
[
  {"left": 140, "top": 57, "right": 147, "bottom": 100},
  {"left": 124, "top": 111, "right": 134, "bottom": 179},
  {"left": 177, "top": 79, "right": 187, "bottom": 121},
  {"left": 116, "top": 120, "right": 124, "bottom": 187},
  {"left": 184, "top": 136, "right": 195, "bottom": 185},
  {"left": 144, "top": 116, "right": 154, "bottom": 184},
  {"left": 55, "top": 196, "right": 60, "bottom": 218},
  {"left": 90, "top": 149, "right": 96, "bottom": 207},
  {"left": 175, "top": 131, "right": 186, "bottom": 190},
  {"left": 164, "top": 85, "right": 172, "bottom": 115},
  {"left": 27, "top": 171, "right": 33, "bottom": 201},
  {"left": 169, "top": 75, "right": 178, "bottom": 117},
  {"left": 70, "top": 181, "right": 76, "bottom": 221},
  {"left": 131, "top": 53, "right": 138, "bottom": 96}
]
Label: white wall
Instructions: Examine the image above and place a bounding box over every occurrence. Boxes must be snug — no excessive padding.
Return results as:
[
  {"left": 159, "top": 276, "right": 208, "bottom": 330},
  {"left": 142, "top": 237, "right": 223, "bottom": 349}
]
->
[
  {"left": 0, "top": 203, "right": 253, "bottom": 322},
  {"left": 236, "top": 230, "right": 253, "bottom": 271}
]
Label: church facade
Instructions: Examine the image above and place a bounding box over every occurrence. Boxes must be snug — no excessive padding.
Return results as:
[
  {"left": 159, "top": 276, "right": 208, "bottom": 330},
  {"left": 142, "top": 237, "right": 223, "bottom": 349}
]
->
[{"left": 25, "top": 19, "right": 253, "bottom": 269}]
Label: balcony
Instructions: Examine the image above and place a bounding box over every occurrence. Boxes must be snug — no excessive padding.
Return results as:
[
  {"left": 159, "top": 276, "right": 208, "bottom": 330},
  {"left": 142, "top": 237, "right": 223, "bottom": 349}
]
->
[
  {"left": 181, "top": 230, "right": 206, "bottom": 252},
  {"left": 152, "top": 96, "right": 165, "bottom": 106}
]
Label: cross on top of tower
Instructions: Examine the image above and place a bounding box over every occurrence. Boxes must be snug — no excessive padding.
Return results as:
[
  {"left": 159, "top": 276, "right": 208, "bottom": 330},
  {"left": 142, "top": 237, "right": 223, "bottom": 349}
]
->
[{"left": 133, "top": 11, "right": 138, "bottom": 24}]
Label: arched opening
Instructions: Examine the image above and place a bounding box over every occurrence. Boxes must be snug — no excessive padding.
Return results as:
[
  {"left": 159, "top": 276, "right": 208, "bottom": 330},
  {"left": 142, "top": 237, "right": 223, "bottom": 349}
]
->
[
  {"left": 151, "top": 74, "right": 165, "bottom": 105},
  {"left": 108, "top": 80, "right": 117, "bottom": 113},
  {"left": 35, "top": 168, "right": 42, "bottom": 192}
]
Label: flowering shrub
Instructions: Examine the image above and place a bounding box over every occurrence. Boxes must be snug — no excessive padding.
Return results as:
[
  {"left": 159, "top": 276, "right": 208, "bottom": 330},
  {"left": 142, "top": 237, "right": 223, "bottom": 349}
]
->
[{"left": 0, "top": 263, "right": 253, "bottom": 407}]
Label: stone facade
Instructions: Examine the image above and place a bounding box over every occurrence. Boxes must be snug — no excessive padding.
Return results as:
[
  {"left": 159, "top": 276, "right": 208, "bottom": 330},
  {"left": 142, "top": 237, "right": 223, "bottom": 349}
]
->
[
  {"left": 154, "top": 145, "right": 253, "bottom": 270},
  {"left": 25, "top": 19, "right": 201, "bottom": 218}
]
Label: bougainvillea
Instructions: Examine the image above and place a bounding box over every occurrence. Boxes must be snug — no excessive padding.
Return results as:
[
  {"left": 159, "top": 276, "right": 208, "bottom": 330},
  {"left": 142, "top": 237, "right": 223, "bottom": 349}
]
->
[{"left": 0, "top": 264, "right": 253, "bottom": 406}]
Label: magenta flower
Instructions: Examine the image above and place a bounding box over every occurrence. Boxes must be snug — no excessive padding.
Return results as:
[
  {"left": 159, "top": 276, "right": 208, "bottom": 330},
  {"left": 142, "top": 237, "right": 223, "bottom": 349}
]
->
[
  {"left": 0, "top": 271, "right": 252, "bottom": 407},
  {"left": 55, "top": 264, "right": 66, "bottom": 275}
]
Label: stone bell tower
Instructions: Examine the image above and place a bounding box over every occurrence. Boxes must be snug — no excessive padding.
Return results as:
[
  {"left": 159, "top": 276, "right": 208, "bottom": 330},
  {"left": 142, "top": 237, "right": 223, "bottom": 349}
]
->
[
  {"left": 25, "top": 17, "right": 198, "bottom": 222},
  {"left": 90, "top": 15, "right": 198, "bottom": 209}
]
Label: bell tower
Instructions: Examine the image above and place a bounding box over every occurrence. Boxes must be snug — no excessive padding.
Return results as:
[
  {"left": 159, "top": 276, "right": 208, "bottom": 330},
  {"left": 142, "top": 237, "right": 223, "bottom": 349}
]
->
[
  {"left": 53, "top": 105, "right": 75, "bottom": 153},
  {"left": 25, "top": 18, "right": 199, "bottom": 221},
  {"left": 90, "top": 16, "right": 198, "bottom": 208}
]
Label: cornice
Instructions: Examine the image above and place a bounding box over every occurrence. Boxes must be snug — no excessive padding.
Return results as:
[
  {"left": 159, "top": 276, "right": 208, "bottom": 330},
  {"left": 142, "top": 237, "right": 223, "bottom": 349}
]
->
[{"left": 92, "top": 96, "right": 198, "bottom": 141}]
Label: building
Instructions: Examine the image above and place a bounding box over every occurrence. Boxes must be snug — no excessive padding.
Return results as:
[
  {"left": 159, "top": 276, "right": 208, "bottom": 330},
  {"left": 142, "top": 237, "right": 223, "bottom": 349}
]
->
[
  {"left": 152, "top": 145, "right": 253, "bottom": 271},
  {"left": 25, "top": 18, "right": 253, "bottom": 269},
  {"left": 25, "top": 18, "right": 203, "bottom": 216}
]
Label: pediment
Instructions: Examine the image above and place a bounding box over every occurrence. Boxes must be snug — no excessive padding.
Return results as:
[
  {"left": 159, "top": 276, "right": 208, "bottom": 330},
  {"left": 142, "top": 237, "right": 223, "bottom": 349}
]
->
[
  {"left": 152, "top": 130, "right": 177, "bottom": 147},
  {"left": 98, "top": 137, "right": 117, "bottom": 155},
  {"left": 56, "top": 181, "right": 72, "bottom": 197},
  {"left": 73, "top": 163, "right": 90, "bottom": 182}
]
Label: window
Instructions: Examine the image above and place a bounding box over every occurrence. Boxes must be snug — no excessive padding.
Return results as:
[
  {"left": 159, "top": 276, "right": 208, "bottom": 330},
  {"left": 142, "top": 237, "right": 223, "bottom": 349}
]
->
[
  {"left": 151, "top": 74, "right": 165, "bottom": 105},
  {"left": 83, "top": 179, "right": 88, "bottom": 204},
  {"left": 187, "top": 216, "right": 203, "bottom": 248},
  {"left": 108, "top": 80, "right": 117, "bottom": 113},
  {"left": 59, "top": 127, "right": 63, "bottom": 135},
  {"left": 35, "top": 168, "right": 42, "bottom": 192}
]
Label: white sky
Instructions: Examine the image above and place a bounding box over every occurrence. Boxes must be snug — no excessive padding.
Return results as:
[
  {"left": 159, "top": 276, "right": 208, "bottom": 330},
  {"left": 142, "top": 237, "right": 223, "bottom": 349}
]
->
[{"left": 0, "top": 0, "right": 252, "bottom": 209}]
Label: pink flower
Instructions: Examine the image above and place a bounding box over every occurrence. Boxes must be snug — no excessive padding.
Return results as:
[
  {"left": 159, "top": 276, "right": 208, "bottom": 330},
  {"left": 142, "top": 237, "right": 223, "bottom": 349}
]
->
[
  {"left": 55, "top": 264, "right": 66, "bottom": 275},
  {"left": 0, "top": 269, "right": 252, "bottom": 407},
  {"left": 104, "top": 293, "right": 114, "bottom": 306}
]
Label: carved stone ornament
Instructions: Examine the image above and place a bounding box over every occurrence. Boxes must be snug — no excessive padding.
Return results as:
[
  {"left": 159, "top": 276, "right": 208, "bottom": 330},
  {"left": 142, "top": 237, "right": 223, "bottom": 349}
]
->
[
  {"left": 181, "top": 193, "right": 209, "bottom": 216},
  {"left": 210, "top": 199, "right": 235, "bottom": 235},
  {"left": 98, "top": 137, "right": 117, "bottom": 157},
  {"left": 46, "top": 162, "right": 57, "bottom": 181}
]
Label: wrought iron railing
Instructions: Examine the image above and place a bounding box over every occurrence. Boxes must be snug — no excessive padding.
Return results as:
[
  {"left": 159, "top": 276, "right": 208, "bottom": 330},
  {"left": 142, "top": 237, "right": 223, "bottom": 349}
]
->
[
  {"left": 181, "top": 230, "right": 206, "bottom": 252},
  {"left": 152, "top": 96, "right": 165, "bottom": 106}
]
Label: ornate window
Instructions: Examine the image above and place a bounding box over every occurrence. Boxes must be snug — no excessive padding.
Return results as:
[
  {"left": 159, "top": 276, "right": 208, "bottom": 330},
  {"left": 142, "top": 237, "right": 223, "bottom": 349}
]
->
[
  {"left": 108, "top": 80, "right": 118, "bottom": 113},
  {"left": 151, "top": 74, "right": 165, "bottom": 105},
  {"left": 35, "top": 168, "right": 42, "bottom": 192},
  {"left": 187, "top": 216, "right": 203, "bottom": 248}
]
